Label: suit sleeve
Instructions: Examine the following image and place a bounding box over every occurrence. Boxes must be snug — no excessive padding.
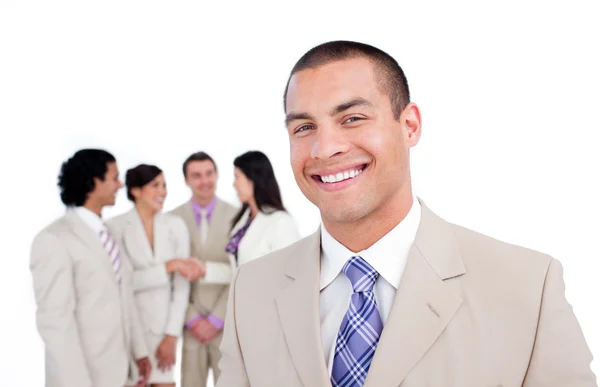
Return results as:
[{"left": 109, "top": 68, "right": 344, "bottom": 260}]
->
[
  {"left": 201, "top": 260, "right": 234, "bottom": 284},
  {"left": 30, "top": 231, "right": 93, "bottom": 387},
  {"left": 215, "top": 267, "right": 250, "bottom": 387},
  {"left": 200, "top": 216, "right": 234, "bottom": 284},
  {"left": 164, "top": 217, "right": 192, "bottom": 337},
  {"left": 523, "top": 258, "right": 597, "bottom": 386}
]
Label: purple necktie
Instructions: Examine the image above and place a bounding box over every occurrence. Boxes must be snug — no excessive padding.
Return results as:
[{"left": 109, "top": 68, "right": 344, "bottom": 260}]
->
[
  {"left": 99, "top": 228, "right": 122, "bottom": 284},
  {"left": 331, "top": 256, "right": 383, "bottom": 387}
]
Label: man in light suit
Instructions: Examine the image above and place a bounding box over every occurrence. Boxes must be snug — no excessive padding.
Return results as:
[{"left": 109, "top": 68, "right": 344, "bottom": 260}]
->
[
  {"left": 170, "top": 151, "right": 237, "bottom": 387},
  {"left": 216, "top": 41, "right": 597, "bottom": 386},
  {"left": 30, "top": 149, "right": 151, "bottom": 387}
]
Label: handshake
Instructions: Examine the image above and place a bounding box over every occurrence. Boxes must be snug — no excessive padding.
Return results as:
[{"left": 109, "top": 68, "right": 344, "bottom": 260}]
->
[{"left": 166, "top": 258, "right": 206, "bottom": 281}]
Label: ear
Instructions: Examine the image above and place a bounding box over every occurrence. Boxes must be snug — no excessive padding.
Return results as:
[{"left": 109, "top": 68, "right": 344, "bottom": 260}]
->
[
  {"left": 130, "top": 187, "right": 142, "bottom": 199},
  {"left": 402, "top": 102, "right": 422, "bottom": 147}
]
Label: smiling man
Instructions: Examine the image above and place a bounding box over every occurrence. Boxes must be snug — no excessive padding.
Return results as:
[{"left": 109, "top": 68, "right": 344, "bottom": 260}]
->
[
  {"left": 30, "top": 149, "right": 151, "bottom": 387},
  {"left": 170, "top": 151, "right": 238, "bottom": 387},
  {"left": 216, "top": 41, "right": 596, "bottom": 387}
]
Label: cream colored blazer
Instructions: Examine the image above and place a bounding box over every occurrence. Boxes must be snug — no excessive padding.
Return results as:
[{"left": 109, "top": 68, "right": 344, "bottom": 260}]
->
[
  {"left": 107, "top": 209, "right": 190, "bottom": 337},
  {"left": 30, "top": 210, "right": 148, "bottom": 387},
  {"left": 216, "top": 199, "right": 597, "bottom": 387}
]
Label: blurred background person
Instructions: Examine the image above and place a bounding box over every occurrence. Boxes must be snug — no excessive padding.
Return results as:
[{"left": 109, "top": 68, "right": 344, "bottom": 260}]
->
[
  {"left": 107, "top": 164, "right": 204, "bottom": 387},
  {"left": 226, "top": 150, "right": 301, "bottom": 267},
  {"left": 30, "top": 149, "right": 151, "bottom": 387},
  {"left": 170, "top": 152, "right": 238, "bottom": 387}
]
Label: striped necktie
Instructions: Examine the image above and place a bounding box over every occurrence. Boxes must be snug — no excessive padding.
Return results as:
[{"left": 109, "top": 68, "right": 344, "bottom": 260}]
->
[
  {"left": 99, "top": 228, "right": 122, "bottom": 284},
  {"left": 331, "top": 256, "right": 383, "bottom": 387}
]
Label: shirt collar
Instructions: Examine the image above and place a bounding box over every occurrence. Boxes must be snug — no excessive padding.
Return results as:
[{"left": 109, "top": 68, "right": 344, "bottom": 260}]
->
[
  {"left": 320, "top": 196, "right": 421, "bottom": 291},
  {"left": 191, "top": 197, "right": 217, "bottom": 225},
  {"left": 73, "top": 206, "right": 105, "bottom": 235}
]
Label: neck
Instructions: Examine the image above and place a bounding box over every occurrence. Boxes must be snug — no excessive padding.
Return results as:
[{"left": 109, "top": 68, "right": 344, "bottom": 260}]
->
[
  {"left": 135, "top": 202, "right": 157, "bottom": 223},
  {"left": 322, "top": 185, "right": 414, "bottom": 252},
  {"left": 248, "top": 199, "right": 259, "bottom": 219},
  {"left": 83, "top": 201, "right": 103, "bottom": 217},
  {"left": 192, "top": 194, "right": 214, "bottom": 207}
]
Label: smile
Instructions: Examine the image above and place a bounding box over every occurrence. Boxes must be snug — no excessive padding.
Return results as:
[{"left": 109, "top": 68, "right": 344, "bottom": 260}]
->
[{"left": 313, "top": 164, "right": 368, "bottom": 184}]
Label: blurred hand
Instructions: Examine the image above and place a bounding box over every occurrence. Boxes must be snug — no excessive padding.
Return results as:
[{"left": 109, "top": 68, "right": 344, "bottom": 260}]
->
[
  {"left": 189, "top": 318, "right": 220, "bottom": 344},
  {"left": 166, "top": 258, "right": 205, "bottom": 281},
  {"left": 179, "top": 258, "right": 205, "bottom": 281},
  {"left": 135, "top": 357, "right": 151, "bottom": 387},
  {"left": 155, "top": 335, "right": 177, "bottom": 372}
]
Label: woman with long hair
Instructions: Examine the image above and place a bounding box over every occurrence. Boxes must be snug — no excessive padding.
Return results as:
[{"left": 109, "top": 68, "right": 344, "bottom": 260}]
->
[{"left": 225, "top": 151, "right": 301, "bottom": 267}]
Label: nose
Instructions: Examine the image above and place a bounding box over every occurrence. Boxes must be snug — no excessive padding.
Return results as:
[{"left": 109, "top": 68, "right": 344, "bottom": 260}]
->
[{"left": 310, "top": 125, "right": 349, "bottom": 160}]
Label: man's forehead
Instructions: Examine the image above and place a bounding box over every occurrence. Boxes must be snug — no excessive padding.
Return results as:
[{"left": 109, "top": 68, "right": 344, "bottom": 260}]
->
[
  {"left": 189, "top": 161, "right": 214, "bottom": 171},
  {"left": 286, "top": 60, "right": 379, "bottom": 112}
]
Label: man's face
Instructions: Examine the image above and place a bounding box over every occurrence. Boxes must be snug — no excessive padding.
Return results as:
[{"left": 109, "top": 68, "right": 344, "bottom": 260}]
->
[
  {"left": 185, "top": 160, "right": 217, "bottom": 201},
  {"left": 91, "top": 162, "right": 123, "bottom": 207},
  {"left": 285, "top": 57, "right": 421, "bottom": 225}
]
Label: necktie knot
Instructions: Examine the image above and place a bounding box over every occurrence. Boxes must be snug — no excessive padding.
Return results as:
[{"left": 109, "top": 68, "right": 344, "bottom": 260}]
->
[{"left": 343, "top": 256, "right": 379, "bottom": 293}]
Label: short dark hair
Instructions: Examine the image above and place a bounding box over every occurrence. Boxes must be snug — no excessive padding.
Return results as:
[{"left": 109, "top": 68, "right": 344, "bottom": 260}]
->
[
  {"left": 125, "top": 164, "right": 163, "bottom": 202},
  {"left": 283, "top": 40, "right": 410, "bottom": 120},
  {"left": 231, "top": 150, "right": 286, "bottom": 229},
  {"left": 182, "top": 151, "right": 217, "bottom": 178},
  {"left": 58, "top": 149, "right": 116, "bottom": 207}
]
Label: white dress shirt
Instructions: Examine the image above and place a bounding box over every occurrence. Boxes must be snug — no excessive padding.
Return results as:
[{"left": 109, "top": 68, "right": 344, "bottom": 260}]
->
[
  {"left": 73, "top": 206, "right": 105, "bottom": 235},
  {"left": 319, "top": 197, "right": 422, "bottom": 374}
]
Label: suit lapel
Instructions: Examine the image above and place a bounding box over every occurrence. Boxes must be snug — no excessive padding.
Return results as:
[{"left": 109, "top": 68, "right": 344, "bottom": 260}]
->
[
  {"left": 65, "top": 211, "right": 118, "bottom": 286},
  {"left": 153, "top": 213, "right": 168, "bottom": 261},
  {"left": 123, "top": 209, "right": 154, "bottom": 266},
  {"left": 276, "top": 230, "right": 331, "bottom": 387},
  {"left": 236, "top": 210, "right": 262, "bottom": 256},
  {"left": 205, "top": 199, "right": 228, "bottom": 250},
  {"left": 179, "top": 201, "right": 202, "bottom": 255},
  {"left": 364, "top": 199, "right": 465, "bottom": 386},
  {"left": 229, "top": 206, "right": 249, "bottom": 236}
]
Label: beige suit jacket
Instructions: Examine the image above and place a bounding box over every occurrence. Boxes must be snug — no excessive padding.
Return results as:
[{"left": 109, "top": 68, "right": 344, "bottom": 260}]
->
[
  {"left": 30, "top": 210, "right": 149, "bottom": 387},
  {"left": 170, "top": 198, "right": 238, "bottom": 322},
  {"left": 216, "top": 199, "right": 596, "bottom": 387},
  {"left": 106, "top": 209, "right": 190, "bottom": 337}
]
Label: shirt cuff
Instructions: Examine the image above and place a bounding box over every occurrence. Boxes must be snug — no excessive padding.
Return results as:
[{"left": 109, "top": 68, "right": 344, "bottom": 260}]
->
[
  {"left": 207, "top": 314, "right": 224, "bottom": 331},
  {"left": 185, "top": 313, "right": 204, "bottom": 329}
]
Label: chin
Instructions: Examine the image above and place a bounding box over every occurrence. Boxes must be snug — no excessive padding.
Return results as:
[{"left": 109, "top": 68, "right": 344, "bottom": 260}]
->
[{"left": 320, "top": 201, "right": 369, "bottom": 224}]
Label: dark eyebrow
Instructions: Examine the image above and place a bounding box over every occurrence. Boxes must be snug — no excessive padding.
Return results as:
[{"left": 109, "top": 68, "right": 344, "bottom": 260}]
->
[
  {"left": 285, "top": 112, "right": 314, "bottom": 126},
  {"left": 330, "top": 98, "right": 374, "bottom": 116},
  {"left": 284, "top": 98, "right": 373, "bottom": 126}
]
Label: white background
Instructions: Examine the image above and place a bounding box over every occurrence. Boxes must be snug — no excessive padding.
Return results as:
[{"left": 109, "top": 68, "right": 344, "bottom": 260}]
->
[{"left": 1, "top": 0, "right": 599, "bottom": 385}]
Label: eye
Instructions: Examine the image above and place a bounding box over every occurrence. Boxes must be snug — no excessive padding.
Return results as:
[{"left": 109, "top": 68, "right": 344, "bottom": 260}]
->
[
  {"left": 343, "top": 116, "right": 363, "bottom": 124},
  {"left": 294, "top": 124, "right": 315, "bottom": 134}
]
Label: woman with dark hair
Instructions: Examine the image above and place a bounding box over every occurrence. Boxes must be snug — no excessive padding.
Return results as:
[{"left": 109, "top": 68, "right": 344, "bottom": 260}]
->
[
  {"left": 107, "top": 164, "right": 204, "bottom": 387},
  {"left": 225, "top": 151, "right": 301, "bottom": 268}
]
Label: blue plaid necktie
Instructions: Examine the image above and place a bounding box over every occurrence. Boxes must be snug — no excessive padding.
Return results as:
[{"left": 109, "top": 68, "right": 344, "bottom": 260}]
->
[{"left": 331, "top": 256, "right": 383, "bottom": 387}]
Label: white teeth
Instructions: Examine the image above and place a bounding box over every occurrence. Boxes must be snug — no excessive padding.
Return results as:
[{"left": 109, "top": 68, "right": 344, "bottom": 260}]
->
[{"left": 319, "top": 167, "right": 365, "bottom": 183}]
